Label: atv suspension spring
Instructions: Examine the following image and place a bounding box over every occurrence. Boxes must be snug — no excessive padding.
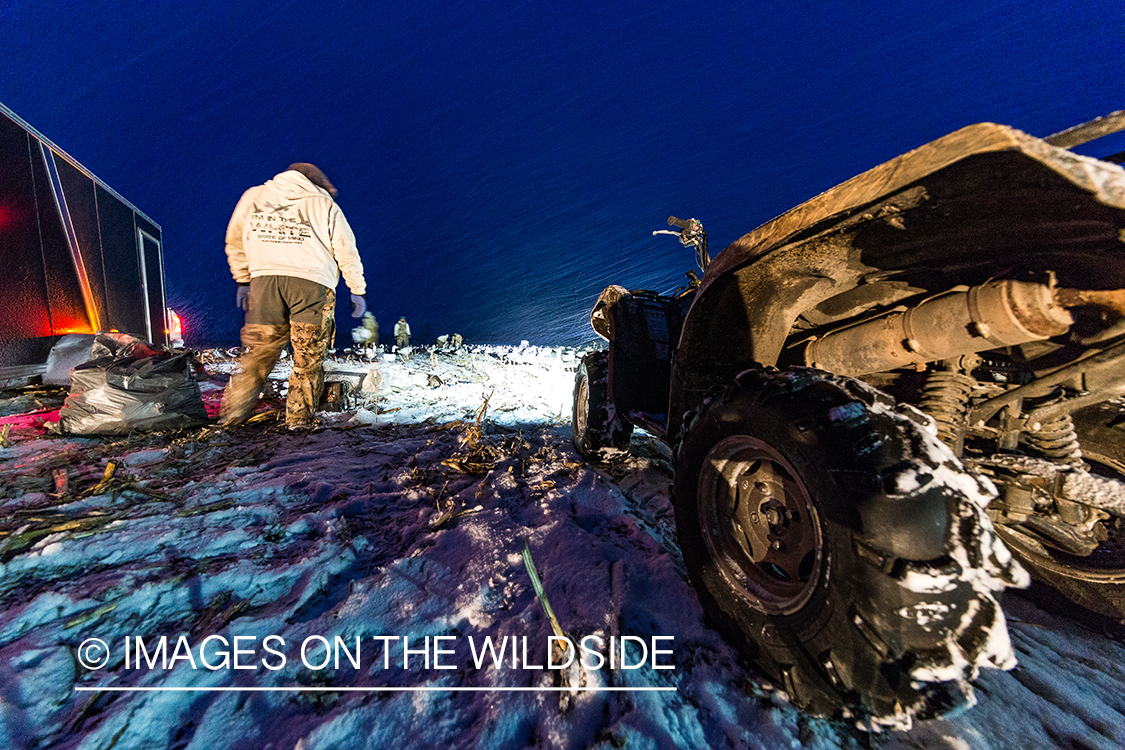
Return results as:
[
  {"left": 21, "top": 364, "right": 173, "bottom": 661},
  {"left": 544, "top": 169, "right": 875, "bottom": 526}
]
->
[
  {"left": 1025, "top": 414, "right": 1084, "bottom": 466},
  {"left": 919, "top": 371, "right": 976, "bottom": 454}
]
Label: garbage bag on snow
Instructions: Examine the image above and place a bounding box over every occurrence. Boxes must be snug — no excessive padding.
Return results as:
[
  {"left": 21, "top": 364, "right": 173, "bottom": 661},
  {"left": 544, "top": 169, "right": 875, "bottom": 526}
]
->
[
  {"left": 58, "top": 350, "right": 207, "bottom": 435},
  {"left": 42, "top": 332, "right": 151, "bottom": 386}
]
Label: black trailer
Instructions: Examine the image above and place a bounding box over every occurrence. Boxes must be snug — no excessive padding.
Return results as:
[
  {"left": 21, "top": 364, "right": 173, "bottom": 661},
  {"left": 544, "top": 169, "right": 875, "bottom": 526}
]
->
[{"left": 0, "top": 101, "right": 168, "bottom": 386}]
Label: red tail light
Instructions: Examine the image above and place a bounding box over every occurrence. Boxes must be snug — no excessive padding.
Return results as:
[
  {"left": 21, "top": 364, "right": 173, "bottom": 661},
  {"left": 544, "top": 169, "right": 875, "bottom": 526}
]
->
[{"left": 167, "top": 308, "right": 184, "bottom": 346}]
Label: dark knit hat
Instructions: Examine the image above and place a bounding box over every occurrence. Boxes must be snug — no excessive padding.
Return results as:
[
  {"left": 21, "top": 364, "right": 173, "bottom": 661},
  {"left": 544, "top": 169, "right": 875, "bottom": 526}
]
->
[{"left": 288, "top": 163, "right": 337, "bottom": 197}]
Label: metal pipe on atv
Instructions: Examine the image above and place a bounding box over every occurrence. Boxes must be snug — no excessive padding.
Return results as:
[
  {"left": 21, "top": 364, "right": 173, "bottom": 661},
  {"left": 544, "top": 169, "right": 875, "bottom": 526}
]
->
[{"left": 803, "top": 279, "right": 1074, "bottom": 376}]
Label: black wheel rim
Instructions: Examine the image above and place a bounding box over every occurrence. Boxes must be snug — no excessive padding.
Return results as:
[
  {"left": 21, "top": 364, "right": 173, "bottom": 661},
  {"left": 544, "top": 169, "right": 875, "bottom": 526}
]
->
[{"left": 697, "top": 436, "right": 823, "bottom": 615}]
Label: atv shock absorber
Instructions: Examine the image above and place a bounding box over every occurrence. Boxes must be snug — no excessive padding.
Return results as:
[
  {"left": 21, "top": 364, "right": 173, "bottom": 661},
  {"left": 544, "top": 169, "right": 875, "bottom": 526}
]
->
[
  {"left": 919, "top": 368, "right": 976, "bottom": 456},
  {"left": 1024, "top": 413, "right": 1084, "bottom": 466}
]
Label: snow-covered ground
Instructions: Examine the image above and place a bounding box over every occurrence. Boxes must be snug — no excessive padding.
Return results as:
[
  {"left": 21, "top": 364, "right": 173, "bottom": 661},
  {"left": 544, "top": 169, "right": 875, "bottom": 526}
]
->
[{"left": 1, "top": 345, "right": 1124, "bottom": 749}]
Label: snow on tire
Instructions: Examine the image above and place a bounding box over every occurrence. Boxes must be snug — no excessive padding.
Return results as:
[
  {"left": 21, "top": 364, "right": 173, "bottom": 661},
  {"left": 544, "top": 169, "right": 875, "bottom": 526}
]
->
[{"left": 672, "top": 366, "right": 1028, "bottom": 730}]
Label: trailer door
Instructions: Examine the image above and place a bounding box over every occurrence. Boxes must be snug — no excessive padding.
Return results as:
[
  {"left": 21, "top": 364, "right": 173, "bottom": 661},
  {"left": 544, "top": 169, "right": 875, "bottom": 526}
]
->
[{"left": 137, "top": 228, "right": 167, "bottom": 346}]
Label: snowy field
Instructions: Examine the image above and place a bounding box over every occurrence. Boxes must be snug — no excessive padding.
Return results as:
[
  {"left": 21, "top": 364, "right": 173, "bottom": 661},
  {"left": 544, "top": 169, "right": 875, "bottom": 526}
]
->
[{"left": 1, "top": 345, "right": 1124, "bottom": 749}]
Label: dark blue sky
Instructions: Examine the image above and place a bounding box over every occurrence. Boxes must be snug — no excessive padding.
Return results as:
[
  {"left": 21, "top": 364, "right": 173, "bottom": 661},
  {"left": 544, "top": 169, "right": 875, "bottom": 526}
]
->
[{"left": 2, "top": 0, "right": 1123, "bottom": 346}]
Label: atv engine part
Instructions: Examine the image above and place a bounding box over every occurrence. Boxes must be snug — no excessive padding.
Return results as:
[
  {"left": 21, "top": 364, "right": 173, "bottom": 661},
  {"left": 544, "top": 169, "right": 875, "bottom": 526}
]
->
[
  {"left": 967, "top": 337, "right": 1125, "bottom": 431},
  {"left": 673, "top": 367, "right": 1027, "bottom": 729},
  {"left": 803, "top": 280, "right": 1073, "bottom": 376},
  {"left": 1008, "top": 414, "right": 1125, "bottom": 619},
  {"left": 572, "top": 351, "right": 633, "bottom": 458},
  {"left": 984, "top": 464, "right": 1108, "bottom": 558},
  {"left": 995, "top": 430, "right": 1125, "bottom": 619},
  {"left": 999, "top": 411, "right": 1125, "bottom": 620}
]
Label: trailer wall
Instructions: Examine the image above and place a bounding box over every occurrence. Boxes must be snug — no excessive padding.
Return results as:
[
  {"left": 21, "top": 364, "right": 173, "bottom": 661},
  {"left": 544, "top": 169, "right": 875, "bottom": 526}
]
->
[{"left": 0, "top": 104, "right": 166, "bottom": 374}]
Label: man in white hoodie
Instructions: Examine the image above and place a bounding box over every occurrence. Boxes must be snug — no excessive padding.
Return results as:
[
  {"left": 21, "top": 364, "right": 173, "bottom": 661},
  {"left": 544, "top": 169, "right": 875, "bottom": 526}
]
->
[{"left": 220, "top": 163, "right": 367, "bottom": 429}]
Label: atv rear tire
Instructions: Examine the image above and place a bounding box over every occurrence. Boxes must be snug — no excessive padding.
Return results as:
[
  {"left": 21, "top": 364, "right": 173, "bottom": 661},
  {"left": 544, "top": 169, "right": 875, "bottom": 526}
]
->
[
  {"left": 572, "top": 351, "right": 633, "bottom": 458},
  {"left": 673, "top": 367, "right": 1027, "bottom": 729}
]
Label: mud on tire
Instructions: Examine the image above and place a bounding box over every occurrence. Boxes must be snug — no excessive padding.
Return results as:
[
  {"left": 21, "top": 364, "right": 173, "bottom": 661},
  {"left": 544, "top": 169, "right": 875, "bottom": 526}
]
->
[
  {"left": 572, "top": 351, "right": 633, "bottom": 458},
  {"left": 673, "top": 367, "right": 1028, "bottom": 729}
]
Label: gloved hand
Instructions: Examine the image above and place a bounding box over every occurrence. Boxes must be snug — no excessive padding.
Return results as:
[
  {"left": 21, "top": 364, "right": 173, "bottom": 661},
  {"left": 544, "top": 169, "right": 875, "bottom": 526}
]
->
[
  {"left": 350, "top": 294, "right": 366, "bottom": 318},
  {"left": 236, "top": 284, "right": 250, "bottom": 311}
]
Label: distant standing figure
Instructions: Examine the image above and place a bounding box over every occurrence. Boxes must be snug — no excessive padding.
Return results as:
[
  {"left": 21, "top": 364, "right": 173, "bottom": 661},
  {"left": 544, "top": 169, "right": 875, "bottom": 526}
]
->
[
  {"left": 394, "top": 317, "right": 411, "bottom": 349},
  {"left": 220, "top": 163, "right": 367, "bottom": 429}
]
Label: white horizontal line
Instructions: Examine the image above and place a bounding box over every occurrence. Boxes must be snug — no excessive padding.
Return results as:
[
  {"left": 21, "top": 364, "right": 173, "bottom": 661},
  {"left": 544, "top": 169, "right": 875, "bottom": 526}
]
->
[{"left": 75, "top": 686, "right": 676, "bottom": 693}]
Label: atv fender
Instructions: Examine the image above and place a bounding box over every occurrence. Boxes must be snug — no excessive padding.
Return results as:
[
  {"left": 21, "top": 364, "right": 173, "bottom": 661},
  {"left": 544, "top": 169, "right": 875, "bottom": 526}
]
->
[{"left": 669, "top": 123, "right": 1125, "bottom": 439}]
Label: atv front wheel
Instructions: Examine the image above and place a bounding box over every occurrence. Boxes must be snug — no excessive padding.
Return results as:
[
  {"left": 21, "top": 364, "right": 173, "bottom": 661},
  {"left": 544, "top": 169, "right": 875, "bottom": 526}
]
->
[
  {"left": 572, "top": 351, "right": 633, "bottom": 458},
  {"left": 673, "top": 367, "right": 1027, "bottom": 728}
]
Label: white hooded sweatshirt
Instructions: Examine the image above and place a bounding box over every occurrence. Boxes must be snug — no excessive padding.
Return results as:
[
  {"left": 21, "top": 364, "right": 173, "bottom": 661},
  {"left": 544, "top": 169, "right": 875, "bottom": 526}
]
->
[{"left": 225, "top": 170, "right": 366, "bottom": 295}]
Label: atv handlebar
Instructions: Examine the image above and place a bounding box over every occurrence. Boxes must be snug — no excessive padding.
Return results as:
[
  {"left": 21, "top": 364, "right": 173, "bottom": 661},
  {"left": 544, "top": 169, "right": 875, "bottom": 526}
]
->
[{"left": 655, "top": 216, "right": 710, "bottom": 273}]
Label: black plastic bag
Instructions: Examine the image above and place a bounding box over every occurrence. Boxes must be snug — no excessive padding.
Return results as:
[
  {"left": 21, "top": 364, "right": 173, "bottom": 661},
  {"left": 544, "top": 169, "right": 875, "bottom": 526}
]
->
[{"left": 58, "top": 350, "right": 207, "bottom": 435}]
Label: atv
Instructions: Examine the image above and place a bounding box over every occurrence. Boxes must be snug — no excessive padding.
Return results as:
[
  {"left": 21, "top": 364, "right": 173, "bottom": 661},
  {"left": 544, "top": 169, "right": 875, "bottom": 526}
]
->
[{"left": 572, "top": 116, "right": 1125, "bottom": 728}]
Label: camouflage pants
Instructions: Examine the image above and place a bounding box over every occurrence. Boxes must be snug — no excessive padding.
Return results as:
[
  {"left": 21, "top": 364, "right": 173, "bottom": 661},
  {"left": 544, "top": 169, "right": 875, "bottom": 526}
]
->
[
  {"left": 396, "top": 333, "right": 410, "bottom": 348},
  {"left": 220, "top": 276, "right": 336, "bottom": 427}
]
